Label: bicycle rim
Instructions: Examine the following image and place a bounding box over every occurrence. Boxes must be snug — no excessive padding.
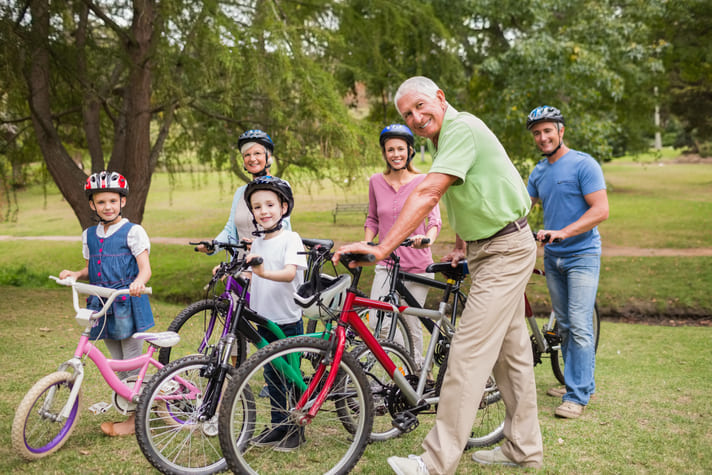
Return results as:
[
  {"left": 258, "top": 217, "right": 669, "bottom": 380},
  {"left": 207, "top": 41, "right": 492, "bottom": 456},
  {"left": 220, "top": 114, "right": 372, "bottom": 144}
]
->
[
  {"left": 219, "top": 336, "right": 373, "bottom": 475},
  {"left": 135, "top": 355, "right": 234, "bottom": 474},
  {"left": 12, "top": 371, "right": 80, "bottom": 460}
]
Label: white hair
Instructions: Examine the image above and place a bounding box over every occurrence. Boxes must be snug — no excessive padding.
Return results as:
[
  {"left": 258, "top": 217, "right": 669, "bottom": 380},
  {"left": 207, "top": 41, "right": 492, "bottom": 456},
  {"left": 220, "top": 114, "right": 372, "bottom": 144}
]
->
[
  {"left": 393, "top": 76, "right": 441, "bottom": 115},
  {"left": 240, "top": 141, "right": 267, "bottom": 156}
]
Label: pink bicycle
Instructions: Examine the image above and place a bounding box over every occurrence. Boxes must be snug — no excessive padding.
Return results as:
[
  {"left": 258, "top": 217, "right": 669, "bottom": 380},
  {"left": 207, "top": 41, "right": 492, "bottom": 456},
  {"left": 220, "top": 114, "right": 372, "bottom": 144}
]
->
[{"left": 11, "top": 276, "right": 180, "bottom": 460}]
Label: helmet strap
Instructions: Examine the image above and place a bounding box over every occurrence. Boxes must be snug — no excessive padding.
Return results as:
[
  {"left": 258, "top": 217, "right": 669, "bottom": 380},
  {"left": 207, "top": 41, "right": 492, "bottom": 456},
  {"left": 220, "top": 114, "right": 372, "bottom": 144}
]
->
[{"left": 251, "top": 218, "right": 283, "bottom": 236}]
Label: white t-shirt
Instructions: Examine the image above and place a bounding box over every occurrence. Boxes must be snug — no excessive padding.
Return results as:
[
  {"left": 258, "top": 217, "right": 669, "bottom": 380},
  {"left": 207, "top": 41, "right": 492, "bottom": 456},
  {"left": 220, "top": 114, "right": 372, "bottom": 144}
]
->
[{"left": 249, "top": 230, "right": 307, "bottom": 325}]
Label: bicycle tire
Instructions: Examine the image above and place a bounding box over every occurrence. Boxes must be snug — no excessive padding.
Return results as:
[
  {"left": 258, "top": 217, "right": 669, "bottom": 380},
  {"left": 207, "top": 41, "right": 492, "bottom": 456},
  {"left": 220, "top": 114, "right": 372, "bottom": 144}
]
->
[
  {"left": 551, "top": 302, "right": 601, "bottom": 386},
  {"left": 218, "top": 336, "right": 373, "bottom": 475},
  {"left": 12, "top": 371, "right": 81, "bottom": 460},
  {"left": 135, "top": 354, "right": 238, "bottom": 474},
  {"left": 158, "top": 299, "right": 248, "bottom": 366},
  {"left": 434, "top": 354, "right": 505, "bottom": 448},
  {"left": 347, "top": 339, "right": 417, "bottom": 442}
]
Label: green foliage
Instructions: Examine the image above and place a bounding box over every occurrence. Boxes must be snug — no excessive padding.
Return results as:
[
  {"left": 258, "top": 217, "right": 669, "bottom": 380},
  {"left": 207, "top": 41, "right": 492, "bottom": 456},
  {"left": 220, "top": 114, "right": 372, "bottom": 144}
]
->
[{"left": 660, "top": 0, "right": 712, "bottom": 153}]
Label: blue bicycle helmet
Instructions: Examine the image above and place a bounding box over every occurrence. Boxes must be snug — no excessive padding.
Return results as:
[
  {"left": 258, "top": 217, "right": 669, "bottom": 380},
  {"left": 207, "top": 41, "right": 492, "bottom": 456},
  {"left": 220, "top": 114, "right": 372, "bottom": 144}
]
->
[
  {"left": 379, "top": 124, "right": 415, "bottom": 161},
  {"left": 526, "top": 106, "right": 565, "bottom": 130},
  {"left": 238, "top": 129, "right": 274, "bottom": 155}
]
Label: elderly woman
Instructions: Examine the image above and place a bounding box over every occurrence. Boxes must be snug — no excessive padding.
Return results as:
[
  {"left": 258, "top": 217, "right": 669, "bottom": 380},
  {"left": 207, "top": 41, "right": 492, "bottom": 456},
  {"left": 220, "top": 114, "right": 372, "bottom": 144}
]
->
[{"left": 197, "top": 129, "right": 290, "bottom": 255}]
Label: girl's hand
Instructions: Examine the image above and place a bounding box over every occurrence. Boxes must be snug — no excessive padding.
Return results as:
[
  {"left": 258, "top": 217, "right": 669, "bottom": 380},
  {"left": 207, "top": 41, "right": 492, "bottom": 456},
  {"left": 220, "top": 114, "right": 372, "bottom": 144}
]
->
[{"left": 129, "top": 280, "right": 147, "bottom": 297}]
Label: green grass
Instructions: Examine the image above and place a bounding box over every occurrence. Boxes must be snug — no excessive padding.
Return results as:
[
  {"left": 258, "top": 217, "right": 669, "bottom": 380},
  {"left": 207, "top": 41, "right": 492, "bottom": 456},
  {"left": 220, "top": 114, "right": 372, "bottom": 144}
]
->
[
  {"left": 1, "top": 286, "right": 710, "bottom": 473},
  {"left": 1, "top": 154, "right": 711, "bottom": 473}
]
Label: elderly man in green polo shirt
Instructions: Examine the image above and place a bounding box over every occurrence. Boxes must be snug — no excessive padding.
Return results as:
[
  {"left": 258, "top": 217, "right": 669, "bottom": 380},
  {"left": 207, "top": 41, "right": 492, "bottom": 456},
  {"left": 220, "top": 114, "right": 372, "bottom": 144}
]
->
[{"left": 334, "top": 76, "right": 543, "bottom": 474}]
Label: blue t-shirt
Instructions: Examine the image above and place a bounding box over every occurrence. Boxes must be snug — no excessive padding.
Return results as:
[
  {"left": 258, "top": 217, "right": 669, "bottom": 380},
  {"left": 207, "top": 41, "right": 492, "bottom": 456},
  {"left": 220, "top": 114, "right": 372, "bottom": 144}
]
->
[{"left": 527, "top": 150, "right": 606, "bottom": 256}]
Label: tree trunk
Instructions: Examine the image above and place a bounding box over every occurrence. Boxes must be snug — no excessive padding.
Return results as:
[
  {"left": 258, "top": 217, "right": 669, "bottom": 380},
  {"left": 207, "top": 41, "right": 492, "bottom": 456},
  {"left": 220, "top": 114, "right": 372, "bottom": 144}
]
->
[{"left": 26, "top": 0, "right": 92, "bottom": 230}]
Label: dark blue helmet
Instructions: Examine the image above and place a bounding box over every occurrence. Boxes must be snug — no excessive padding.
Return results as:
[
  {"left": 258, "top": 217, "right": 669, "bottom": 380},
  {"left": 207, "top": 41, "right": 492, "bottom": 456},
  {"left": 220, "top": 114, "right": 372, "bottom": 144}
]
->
[
  {"left": 379, "top": 124, "right": 415, "bottom": 161},
  {"left": 238, "top": 129, "right": 274, "bottom": 155}
]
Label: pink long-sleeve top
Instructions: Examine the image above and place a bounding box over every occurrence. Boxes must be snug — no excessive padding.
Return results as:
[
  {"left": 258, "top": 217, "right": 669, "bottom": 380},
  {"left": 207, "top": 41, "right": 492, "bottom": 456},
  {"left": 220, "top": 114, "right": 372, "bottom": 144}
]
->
[{"left": 365, "top": 173, "right": 442, "bottom": 273}]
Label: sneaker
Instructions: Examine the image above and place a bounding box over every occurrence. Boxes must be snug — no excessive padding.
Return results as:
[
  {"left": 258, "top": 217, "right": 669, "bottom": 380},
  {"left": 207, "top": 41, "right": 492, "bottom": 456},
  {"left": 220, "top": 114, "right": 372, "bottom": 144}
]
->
[
  {"left": 546, "top": 386, "right": 566, "bottom": 397},
  {"left": 387, "top": 454, "right": 430, "bottom": 475},
  {"left": 273, "top": 428, "right": 304, "bottom": 452},
  {"left": 258, "top": 384, "right": 269, "bottom": 398},
  {"left": 555, "top": 400, "right": 585, "bottom": 418},
  {"left": 250, "top": 427, "right": 285, "bottom": 447},
  {"left": 472, "top": 446, "right": 519, "bottom": 467}
]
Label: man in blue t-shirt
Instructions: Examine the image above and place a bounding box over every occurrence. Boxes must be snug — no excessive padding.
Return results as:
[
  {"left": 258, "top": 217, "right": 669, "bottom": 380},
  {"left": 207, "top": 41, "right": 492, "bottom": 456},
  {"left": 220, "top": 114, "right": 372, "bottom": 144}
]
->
[{"left": 526, "top": 106, "right": 609, "bottom": 419}]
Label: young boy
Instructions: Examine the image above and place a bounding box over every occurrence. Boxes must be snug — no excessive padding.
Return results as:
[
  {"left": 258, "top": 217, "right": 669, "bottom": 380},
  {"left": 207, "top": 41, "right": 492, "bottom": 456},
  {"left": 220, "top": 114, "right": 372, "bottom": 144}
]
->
[
  {"left": 59, "top": 171, "right": 154, "bottom": 437},
  {"left": 243, "top": 176, "right": 307, "bottom": 451}
]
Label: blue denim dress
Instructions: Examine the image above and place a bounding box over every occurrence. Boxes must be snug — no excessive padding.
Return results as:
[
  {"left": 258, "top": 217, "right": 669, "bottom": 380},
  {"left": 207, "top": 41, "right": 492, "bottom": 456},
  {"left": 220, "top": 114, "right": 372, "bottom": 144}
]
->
[{"left": 86, "top": 223, "right": 154, "bottom": 340}]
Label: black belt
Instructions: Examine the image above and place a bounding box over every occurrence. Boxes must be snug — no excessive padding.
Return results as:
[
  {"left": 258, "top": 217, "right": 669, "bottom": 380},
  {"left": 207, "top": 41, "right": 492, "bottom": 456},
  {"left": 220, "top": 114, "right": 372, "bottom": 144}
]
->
[{"left": 468, "top": 216, "right": 529, "bottom": 244}]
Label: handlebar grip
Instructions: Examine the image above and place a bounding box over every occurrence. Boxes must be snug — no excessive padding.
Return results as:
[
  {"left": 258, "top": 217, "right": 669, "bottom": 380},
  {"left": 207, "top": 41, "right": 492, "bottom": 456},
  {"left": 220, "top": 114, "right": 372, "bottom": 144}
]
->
[
  {"left": 247, "top": 257, "right": 263, "bottom": 267},
  {"left": 143, "top": 287, "right": 152, "bottom": 295},
  {"left": 421, "top": 238, "right": 431, "bottom": 245},
  {"left": 340, "top": 252, "right": 376, "bottom": 265}
]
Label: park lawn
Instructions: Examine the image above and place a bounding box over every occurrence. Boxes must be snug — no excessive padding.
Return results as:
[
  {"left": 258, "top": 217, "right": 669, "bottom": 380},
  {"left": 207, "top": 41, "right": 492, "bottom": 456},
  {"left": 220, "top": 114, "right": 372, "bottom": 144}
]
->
[{"left": 1, "top": 285, "right": 710, "bottom": 473}]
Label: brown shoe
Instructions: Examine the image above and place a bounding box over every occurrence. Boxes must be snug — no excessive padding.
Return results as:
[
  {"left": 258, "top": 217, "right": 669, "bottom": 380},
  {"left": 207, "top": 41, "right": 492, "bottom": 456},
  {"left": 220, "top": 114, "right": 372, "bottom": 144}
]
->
[
  {"left": 546, "top": 386, "right": 566, "bottom": 397},
  {"left": 555, "top": 401, "right": 584, "bottom": 419}
]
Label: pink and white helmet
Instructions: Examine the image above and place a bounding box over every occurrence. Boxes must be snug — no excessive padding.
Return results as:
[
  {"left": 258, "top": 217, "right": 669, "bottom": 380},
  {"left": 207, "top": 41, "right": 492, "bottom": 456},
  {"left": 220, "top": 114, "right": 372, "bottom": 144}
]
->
[{"left": 85, "top": 171, "right": 129, "bottom": 198}]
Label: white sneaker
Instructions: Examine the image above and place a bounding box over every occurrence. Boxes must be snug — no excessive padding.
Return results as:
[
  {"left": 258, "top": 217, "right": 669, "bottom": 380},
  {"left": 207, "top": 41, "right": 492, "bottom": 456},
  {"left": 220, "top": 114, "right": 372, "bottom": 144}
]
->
[
  {"left": 472, "top": 446, "right": 519, "bottom": 467},
  {"left": 387, "top": 454, "right": 430, "bottom": 475}
]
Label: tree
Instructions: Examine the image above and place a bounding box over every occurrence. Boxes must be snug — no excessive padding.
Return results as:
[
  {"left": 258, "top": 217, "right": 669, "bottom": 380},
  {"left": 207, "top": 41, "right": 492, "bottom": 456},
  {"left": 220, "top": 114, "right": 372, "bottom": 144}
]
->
[
  {"left": 1, "top": 0, "right": 376, "bottom": 230},
  {"left": 659, "top": 0, "right": 712, "bottom": 154}
]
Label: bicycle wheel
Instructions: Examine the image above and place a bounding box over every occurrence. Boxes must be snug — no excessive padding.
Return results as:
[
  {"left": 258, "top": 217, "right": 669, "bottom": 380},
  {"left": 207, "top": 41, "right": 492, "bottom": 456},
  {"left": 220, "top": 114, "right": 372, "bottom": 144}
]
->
[
  {"left": 135, "top": 354, "right": 240, "bottom": 474},
  {"left": 158, "top": 299, "right": 247, "bottom": 366},
  {"left": 551, "top": 303, "right": 601, "bottom": 385},
  {"left": 12, "top": 371, "right": 81, "bottom": 460},
  {"left": 347, "top": 339, "right": 417, "bottom": 442},
  {"left": 434, "top": 355, "right": 505, "bottom": 448},
  {"left": 218, "top": 336, "right": 373, "bottom": 475}
]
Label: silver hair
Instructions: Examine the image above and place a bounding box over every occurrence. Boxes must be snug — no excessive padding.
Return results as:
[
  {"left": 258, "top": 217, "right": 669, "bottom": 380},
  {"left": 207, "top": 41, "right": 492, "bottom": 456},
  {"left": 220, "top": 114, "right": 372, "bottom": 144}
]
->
[
  {"left": 240, "top": 141, "right": 267, "bottom": 156},
  {"left": 393, "top": 76, "right": 441, "bottom": 115}
]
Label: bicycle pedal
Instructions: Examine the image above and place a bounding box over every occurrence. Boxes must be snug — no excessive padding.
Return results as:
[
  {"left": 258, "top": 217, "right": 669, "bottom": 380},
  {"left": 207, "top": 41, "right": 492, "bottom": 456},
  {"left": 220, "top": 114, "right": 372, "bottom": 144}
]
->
[
  {"left": 392, "top": 411, "right": 419, "bottom": 433},
  {"left": 88, "top": 401, "right": 112, "bottom": 415}
]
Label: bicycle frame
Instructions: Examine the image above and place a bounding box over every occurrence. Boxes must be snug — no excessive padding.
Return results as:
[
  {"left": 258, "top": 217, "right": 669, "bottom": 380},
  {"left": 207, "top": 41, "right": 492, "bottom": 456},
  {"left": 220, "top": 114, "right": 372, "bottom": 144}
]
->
[
  {"left": 47, "top": 276, "right": 177, "bottom": 420},
  {"left": 297, "top": 269, "right": 446, "bottom": 423}
]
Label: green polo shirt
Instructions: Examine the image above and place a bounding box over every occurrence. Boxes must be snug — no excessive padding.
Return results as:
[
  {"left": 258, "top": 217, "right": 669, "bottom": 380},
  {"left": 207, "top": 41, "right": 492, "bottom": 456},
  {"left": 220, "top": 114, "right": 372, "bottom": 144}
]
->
[{"left": 428, "top": 106, "right": 530, "bottom": 241}]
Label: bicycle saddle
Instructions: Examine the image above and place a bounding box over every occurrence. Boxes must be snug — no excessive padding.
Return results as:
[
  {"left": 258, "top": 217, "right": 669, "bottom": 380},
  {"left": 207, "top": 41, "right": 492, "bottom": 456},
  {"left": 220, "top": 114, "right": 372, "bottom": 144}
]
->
[
  {"left": 426, "top": 259, "right": 469, "bottom": 280},
  {"left": 133, "top": 331, "right": 180, "bottom": 348}
]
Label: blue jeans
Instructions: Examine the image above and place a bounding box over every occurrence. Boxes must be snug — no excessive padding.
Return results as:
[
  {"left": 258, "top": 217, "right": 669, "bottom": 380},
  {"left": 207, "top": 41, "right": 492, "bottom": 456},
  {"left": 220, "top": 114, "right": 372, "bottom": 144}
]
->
[{"left": 544, "top": 253, "right": 600, "bottom": 405}]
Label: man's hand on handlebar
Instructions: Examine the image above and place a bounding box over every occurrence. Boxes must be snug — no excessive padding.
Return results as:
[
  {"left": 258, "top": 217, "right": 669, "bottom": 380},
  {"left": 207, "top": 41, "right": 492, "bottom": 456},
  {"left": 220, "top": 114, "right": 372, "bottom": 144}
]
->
[
  {"left": 534, "top": 230, "right": 564, "bottom": 245},
  {"left": 332, "top": 242, "right": 381, "bottom": 268}
]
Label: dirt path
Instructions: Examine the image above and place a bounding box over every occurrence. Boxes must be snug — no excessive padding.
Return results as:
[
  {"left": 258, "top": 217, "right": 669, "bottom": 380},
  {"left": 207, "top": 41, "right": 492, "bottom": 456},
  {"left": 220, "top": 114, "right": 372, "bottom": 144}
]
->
[{"left": 3, "top": 235, "right": 712, "bottom": 257}]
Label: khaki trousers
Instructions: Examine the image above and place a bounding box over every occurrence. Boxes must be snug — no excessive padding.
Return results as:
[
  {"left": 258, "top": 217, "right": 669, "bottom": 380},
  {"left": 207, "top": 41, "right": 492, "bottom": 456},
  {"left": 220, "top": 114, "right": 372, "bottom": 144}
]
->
[{"left": 421, "top": 226, "right": 543, "bottom": 473}]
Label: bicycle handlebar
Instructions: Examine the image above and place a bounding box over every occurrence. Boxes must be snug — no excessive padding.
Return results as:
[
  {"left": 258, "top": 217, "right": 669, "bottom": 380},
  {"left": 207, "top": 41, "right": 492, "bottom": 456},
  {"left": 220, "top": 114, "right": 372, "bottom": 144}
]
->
[
  {"left": 533, "top": 231, "right": 561, "bottom": 244},
  {"left": 189, "top": 240, "right": 251, "bottom": 253},
  {"left": 49, "top": 275, "right": 152, "bottom": 320}
]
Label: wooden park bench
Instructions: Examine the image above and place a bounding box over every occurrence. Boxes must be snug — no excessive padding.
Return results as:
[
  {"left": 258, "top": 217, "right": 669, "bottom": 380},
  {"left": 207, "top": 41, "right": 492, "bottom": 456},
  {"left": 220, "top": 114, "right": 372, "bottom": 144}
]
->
[{"left": 332, "top": 202, "right": 368, "bottom": 223}]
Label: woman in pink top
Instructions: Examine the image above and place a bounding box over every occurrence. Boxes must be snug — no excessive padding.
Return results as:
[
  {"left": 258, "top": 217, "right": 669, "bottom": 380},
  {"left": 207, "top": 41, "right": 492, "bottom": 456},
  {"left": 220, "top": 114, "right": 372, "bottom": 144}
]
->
[{"left": 364, "top": 124, "right": 442, "bottom": 369}]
